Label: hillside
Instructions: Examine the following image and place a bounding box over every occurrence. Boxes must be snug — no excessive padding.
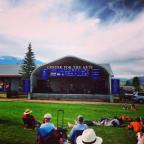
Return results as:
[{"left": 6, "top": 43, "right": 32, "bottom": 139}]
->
[{"left": 0, "top": 56, "right": 43, "bottom": 64}]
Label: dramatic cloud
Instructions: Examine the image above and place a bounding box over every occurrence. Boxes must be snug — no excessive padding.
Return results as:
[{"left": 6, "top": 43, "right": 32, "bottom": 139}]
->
[
  {"left": 73, "top": 0, "right": 144, "bottom": 23},
  {"left": 0, "top": 0, "right": 144, "bottom": 78}
]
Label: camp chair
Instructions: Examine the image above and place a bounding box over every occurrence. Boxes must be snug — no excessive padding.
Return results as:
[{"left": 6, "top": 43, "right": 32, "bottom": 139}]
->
[
  {"left": 22, "top": 117, "right": 35, "bottom": 129},
  {"left": 70, "top": 130, "right": 84, "bottom": 144},
  {"left": 36, "top": 128, "right": 59, "bottom": 144}
]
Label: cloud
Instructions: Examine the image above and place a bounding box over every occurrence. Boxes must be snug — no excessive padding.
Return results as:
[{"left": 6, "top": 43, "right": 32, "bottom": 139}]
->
[
  {"left": 0, "top": 0, "right": 144, "bottom": 78},
  {"left": 0, "top": 35, "right": 18, "bottom": 45},
  {"left": 73, "top": 0, "right": 144, "bottom": 23},
  {"left": 112, "top": 61, "right": 144, "bottom": 78}
]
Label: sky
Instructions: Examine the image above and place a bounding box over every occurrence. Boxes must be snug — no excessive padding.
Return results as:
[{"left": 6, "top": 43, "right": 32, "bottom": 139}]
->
[{"left": 0, "top": 0, "right": 144, "bottom": 79}]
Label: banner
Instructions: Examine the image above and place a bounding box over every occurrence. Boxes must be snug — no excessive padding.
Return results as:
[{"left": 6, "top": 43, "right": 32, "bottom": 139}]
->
[
  {"left": 23, "top": 79, "right": 30, "bottom": 93},
  {"left": 91, "top": 69, "right": 100, "bottom": 80},
  {"left": 40, "top": 69, "right": 48, "bottom": 80},
  {"left": 112, "top": 79, "right": 120, "bottom": 94}
]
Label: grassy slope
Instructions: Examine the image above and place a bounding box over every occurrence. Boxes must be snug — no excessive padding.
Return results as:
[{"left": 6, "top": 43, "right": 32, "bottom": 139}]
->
[{"left": 0, "top": 101, "right": 143, "bottom": 144}]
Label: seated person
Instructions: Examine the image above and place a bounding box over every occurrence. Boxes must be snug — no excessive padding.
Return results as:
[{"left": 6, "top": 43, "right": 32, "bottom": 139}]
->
[
  {"left": 69, "top": 115, "right": 88, "bottom": 144},
  {"left": 122, "top": 103, "right": 129, "bottom": 110},
  {"left": 130, "top": 103, "right": 136, "bottom": 111},
  {"left": 119, "top": 115, "right": 132, "bottom": 122},
  {"left": 140, "top": 117, "right": 144, "bottom": 126},
  {"left": 37, "top": 113, "right": 57, "bottom": 144},
  {"left": 76, "top": 128, "right": 103, "bottom": 144},
  {"left": 39, "top": 113, "right": 56, "bottom": 137},
  {"left": 137, "top": 127, "right": 144, "bottom": 144},
  {"left": 127, "top": 117, "right": 142, "bottom": 132},
  {"left": 22, "top": 108, "right": 41, "bottom": 129}
]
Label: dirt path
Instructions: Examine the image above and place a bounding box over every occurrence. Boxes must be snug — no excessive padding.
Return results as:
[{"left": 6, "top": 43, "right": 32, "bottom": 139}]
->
[{"left": 0, "top": 98, "right": 123, "bottom": 105}]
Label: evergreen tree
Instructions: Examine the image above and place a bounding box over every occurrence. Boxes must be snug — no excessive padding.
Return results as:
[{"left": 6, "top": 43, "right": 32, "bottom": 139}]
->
[
  {"left": 21, "top": 43, "right": 36, "bottom": 79},
  {"left": 125, "top": 80, "right": 131, "bottom": 86},
  {"left": 132, "top": 77, "right": 140, "bottom": 91}
]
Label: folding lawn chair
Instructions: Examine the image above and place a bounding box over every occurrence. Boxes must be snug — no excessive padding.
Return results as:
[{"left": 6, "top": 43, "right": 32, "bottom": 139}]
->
[
  {"left": 36, "top": 128, "right": 59, "bottom": 144},
  {"left": 70, "top": 130, "right": 84, "bottom": 144},
  {"left": 22, "top": 117, "right": 35, "bottom": 129}
]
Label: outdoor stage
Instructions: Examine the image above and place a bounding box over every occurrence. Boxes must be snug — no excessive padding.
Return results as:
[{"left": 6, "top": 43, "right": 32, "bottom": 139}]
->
[{"left": 29, "top": 56, "right": 114, "bottom": 102}]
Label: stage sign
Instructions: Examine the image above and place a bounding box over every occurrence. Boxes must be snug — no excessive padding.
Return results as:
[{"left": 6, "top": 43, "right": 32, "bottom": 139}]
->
[
  {"left": 112, "top": 79, "right": 120, "bottom": 94},
  {"left": 41, "top": 67, "right": 101, "bottom": 78},
  {"left": 23, "top": 79, "right": 30, "bottom": 93},
  {"left": 40, "top": 69, "right": 49, "bottom": 80},
  {"left": 49, "top": 68, "right": 89, "bottom": 77}
]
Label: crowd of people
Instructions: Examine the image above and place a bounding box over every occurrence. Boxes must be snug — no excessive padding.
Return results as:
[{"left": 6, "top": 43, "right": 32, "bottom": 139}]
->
[
  {"left": 22, "top": 107, "right": 144, "bottom": 144},
  {"left": 22, "top": 109, "right": 103, "bottom": 144}
]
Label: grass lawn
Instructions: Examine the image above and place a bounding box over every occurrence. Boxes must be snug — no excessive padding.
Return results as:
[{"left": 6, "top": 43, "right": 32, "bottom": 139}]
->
[{"left": 0, "top": 100, "right": 143, "bottom": 144}]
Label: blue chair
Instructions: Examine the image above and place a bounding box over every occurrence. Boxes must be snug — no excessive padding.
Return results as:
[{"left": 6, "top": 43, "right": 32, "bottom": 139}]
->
[
  {"left": 36, "top": 128, "right": 59, "bottom": 144},
  {"left": 70, "top": 130, "right": 84, "bottom": 144}
]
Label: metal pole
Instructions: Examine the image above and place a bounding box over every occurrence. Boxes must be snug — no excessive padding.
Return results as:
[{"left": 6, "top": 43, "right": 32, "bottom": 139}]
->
[{"left": 28, "top": 75, "right": 33, "bottom": 99}]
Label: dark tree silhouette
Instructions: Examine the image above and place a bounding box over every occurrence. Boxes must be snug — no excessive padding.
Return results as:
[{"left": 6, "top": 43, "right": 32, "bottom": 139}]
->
[
  {"left": 132, "top": 77, "right": 140, "bottom": 91},
  {"left": 21, "top": 43, "right": 36, "bottom": 79}
]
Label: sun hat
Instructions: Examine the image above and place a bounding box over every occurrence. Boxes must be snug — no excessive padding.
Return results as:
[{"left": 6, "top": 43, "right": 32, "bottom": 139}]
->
[
  {"left": 76, "top": 128, "right": 103, "bottom": 144},
  {"left": 44, "top": 113, "right": 52, "bottom": 119},
  {"left": 24, "top": 109, "right": 32, "bottom": 114}
]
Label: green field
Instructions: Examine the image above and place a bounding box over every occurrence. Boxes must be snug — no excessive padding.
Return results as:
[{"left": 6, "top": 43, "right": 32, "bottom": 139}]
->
[{"left": 0, "top": 100, "right": 143, "bottom": 144}]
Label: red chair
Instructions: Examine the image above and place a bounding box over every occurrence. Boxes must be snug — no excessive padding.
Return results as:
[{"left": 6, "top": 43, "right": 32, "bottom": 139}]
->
[{"left": 22, "top": 117, "right": 35, "bottom": 129}]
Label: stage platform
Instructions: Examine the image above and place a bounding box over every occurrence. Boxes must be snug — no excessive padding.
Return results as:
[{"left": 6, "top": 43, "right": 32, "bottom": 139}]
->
[{"left": 30, "top": 93, "right": 111, "bottom": 102}]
